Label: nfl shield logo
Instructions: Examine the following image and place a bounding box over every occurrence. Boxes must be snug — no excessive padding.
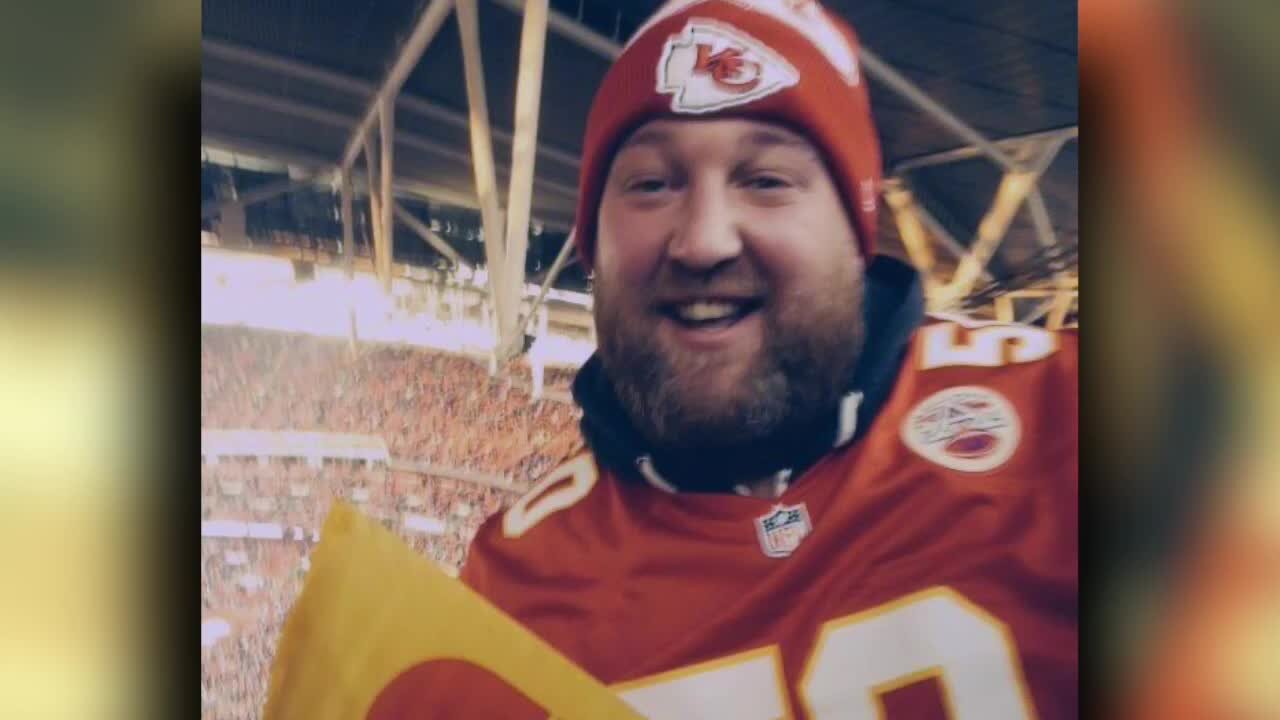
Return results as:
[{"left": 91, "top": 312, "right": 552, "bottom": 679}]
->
[{"left": 755, "top": 503, "right": 813, "bottom": 558}]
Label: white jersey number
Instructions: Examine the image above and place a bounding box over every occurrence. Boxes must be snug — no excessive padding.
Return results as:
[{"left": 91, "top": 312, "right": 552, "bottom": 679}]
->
[
  {"left": 919, "top": 320, "right": 1057, "bottom": 370},
  {"left": 614, "top": 588, "right": 1036, "bottom": 719},
  {"left": 503, "top": 455, "right": 597, "bottom": 539}
]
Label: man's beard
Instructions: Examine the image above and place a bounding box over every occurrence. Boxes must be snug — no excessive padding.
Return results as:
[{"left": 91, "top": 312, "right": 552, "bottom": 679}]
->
[{"left": 594, "top": 269, "right": 866, "bottom": 464}]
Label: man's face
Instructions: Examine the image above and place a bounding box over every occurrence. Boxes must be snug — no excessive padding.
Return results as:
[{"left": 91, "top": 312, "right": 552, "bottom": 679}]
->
[{"left": 593, "top": 117, "right": 866, "bottom": 452}]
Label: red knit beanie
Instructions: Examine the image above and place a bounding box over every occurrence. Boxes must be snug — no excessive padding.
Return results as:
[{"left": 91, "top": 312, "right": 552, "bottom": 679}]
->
[{"left": 574, "top": 0, "right": 882, "bottom": 267}]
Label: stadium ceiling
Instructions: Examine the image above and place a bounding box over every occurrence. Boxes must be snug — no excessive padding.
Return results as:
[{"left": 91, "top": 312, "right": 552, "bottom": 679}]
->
[{"left": 202, "top": 0, "right": 1078, "bottom": 342}]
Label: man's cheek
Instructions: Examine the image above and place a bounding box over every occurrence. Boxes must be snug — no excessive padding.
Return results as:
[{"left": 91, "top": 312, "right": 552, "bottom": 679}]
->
[{"left": 598, "top": 228, "right": 666, "bottom": 280}]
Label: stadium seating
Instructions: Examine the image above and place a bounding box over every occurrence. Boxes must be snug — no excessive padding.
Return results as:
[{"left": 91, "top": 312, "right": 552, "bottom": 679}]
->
[{"left": 200, "top": 327, "right": 585, "bottom": 719}]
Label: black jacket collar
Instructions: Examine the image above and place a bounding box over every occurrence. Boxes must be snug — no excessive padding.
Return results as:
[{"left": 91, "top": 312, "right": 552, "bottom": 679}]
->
[{"left": 572, "top": 256, "right": 925, "bottom": 492}]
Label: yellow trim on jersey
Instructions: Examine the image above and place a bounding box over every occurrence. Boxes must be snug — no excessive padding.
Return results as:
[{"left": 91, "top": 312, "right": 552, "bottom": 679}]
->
[{"left": 611, "top": 644, "right": 795, "bottom": 720}]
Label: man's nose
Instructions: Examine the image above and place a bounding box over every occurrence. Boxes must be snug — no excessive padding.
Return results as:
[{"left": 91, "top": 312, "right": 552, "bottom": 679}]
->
[{"left": 666, "top": 183, "right": 743, "bottom": 273}]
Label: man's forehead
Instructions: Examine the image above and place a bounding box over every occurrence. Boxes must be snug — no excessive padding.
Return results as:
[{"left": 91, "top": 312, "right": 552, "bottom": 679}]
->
[{"left": 618, "top": 118, "right": 817, "bottom": 154}]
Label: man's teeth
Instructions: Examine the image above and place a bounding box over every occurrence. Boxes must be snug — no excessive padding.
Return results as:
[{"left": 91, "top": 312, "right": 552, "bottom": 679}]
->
[{"left": 674, "top": 301, "right": 742, "bottom": 322}]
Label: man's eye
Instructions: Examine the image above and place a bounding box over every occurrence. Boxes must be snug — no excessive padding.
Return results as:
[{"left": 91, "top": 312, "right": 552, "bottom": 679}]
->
[
  {"left": 743, "top": 175, "right": 791, "bottom": 190},
  {"left": 627, "top": 178, "right": 669, "bottom": 193}
]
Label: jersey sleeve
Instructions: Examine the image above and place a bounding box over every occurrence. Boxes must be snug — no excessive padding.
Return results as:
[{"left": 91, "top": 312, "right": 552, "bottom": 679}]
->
[
  {"left": 462, "top": 451, "right": 606, "bottom": 604},
  {"left": 459, "top": 513, "right": 506, "bottom": 600}
]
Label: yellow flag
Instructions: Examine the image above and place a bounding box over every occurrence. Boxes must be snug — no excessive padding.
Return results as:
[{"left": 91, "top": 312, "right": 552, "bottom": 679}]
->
[{"left": 264, "top": 502, "right": 642, "bottom": 720}]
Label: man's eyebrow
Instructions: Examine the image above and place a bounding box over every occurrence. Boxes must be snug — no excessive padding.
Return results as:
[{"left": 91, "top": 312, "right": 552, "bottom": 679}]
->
[
  {"left": 614, "top": 125, "right": 818, "bottom": 155},
  {"left": 618, "top": 127, "right": 672, "bottom": 151},
  {"left": 738, "top": 128, "right": 817, "bottom": 154}
]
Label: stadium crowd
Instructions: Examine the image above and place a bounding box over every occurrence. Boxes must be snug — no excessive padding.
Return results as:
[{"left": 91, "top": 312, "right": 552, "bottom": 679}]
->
[
  {"left": 201, "top": 458, "right": 525, "bottom": 719},
  {"left": 202, "top": 536, "right": 306, "bottom": 720},
  {"left": 201, "top": 325, "right": 584, "bottom": 479},
  {"left": 201, "top": 327, "right": 589, "bottom": 719}
]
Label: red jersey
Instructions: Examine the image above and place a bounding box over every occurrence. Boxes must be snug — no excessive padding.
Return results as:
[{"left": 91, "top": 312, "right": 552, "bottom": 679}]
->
[{"left": 372, "top": 317, "right": 1077, "bottom": 719}]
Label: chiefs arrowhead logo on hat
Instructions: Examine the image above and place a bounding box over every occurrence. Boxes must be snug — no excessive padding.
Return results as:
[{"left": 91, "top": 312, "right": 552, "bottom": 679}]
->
[
  {"left": 657, "top": 19, "right": 799, "bottom": 114},
  {"left": 576, "top": 0, "right": 882, "bottom": 266}
]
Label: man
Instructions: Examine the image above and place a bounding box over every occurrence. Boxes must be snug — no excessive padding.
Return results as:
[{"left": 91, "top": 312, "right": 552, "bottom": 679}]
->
[{"left": 377, "top": 0, "right": 1077, "bottom": 716}]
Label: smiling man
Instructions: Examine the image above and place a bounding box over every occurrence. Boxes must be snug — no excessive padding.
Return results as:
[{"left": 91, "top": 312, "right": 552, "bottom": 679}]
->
[
  {"left": 415, "top": 0, "right": 1077, "bottom": 716},
  {"left": 593, "top": 120, "right": 866, "bottom": 485}
]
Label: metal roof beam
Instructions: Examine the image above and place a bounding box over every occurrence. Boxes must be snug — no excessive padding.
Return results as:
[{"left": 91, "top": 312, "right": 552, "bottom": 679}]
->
[
  {"left": 202, "top": 80, "right": 578, "bottom": 198},
  {"left": 486, "top": 0, "right": 1070, "bottom": 258},
  {"left": 880, "top": 181, "right": 994, "bottom": 284},
  {"left": 203, "top": 38, "right": 370, "bottom": 94},
  {"left": 378, "top": 98, "right": 396, "bottom": 288},
  {"left": 490, "top": 0, "right": 622, "bottom": 59},
  {"left": 855, "top": 48, "right": 1020, "bottom": 173},
  {"left": 457, "top": 0, "right": 511, "bottom": 347},
  {"left": 394, "top": 201, "right": 471, "bottom": 268},
  {"left": 340, "top": 170, "right": 358, "bottom": 354},
  {"left": 994, "top": 294, "right": 1014, "bottom": 323},
  {"left": 203, "top": 80, "right": 353, "bottom": 127},
  {"left": 340, "top": 170, "right": 355, "bottom": 279},
  {"left": 201, "top": 134, "right": 575, "bottom": 232},
  {"left": 1020, "top": 297, "right": 1056, "bottom": 324},
  {"left": 882, "top": 180, "right": 940, "bottom": 299},
  {"left": 1024, "top": 167, "right": 1075, "bottom": 292},
  {"left": 1019, "top": 134, "right": 1073, "bottom": 287},
  {"left": 1003, "top": 288, "right": 1078, "bottom": 299},
  {"left": 497, "top": 0, "right": 551, "bottom": 361},
  {"left": 892, "top": 126, "right": 1078, "bottom": 175},
  {"left": 1046, "top": 291, "right": 1075, "bottom": 330},
  {"left": 518, "top": 229, "right": 576, "bottom": 342},
  {"left": 935, "top": 137, "right": 1067, "bottom": 307},
  {"left": 853, "top": 59, "right": 1069, "bottom": 300},
  {"left": 340, "top": 0, "right": 456, "bottom": 170},
  {"left": 362, "top": 132, "right": 388, "bottom": 285},
  {"left": 202, "top": 38, "right": 582, "bottom": 171},
  {"left": 200, "top": 172, "right": 330, "bottom": 221}
]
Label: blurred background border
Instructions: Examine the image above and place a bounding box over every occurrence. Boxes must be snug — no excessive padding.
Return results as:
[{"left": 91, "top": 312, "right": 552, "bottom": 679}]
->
[{"left": 0, "top": 0, "right": 1276, "bottom": 717}]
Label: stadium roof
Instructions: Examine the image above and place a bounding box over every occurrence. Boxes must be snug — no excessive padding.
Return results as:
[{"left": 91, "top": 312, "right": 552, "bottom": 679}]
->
[{"left": 202, "top": 0, "right": 1077, "bottom": 326}]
